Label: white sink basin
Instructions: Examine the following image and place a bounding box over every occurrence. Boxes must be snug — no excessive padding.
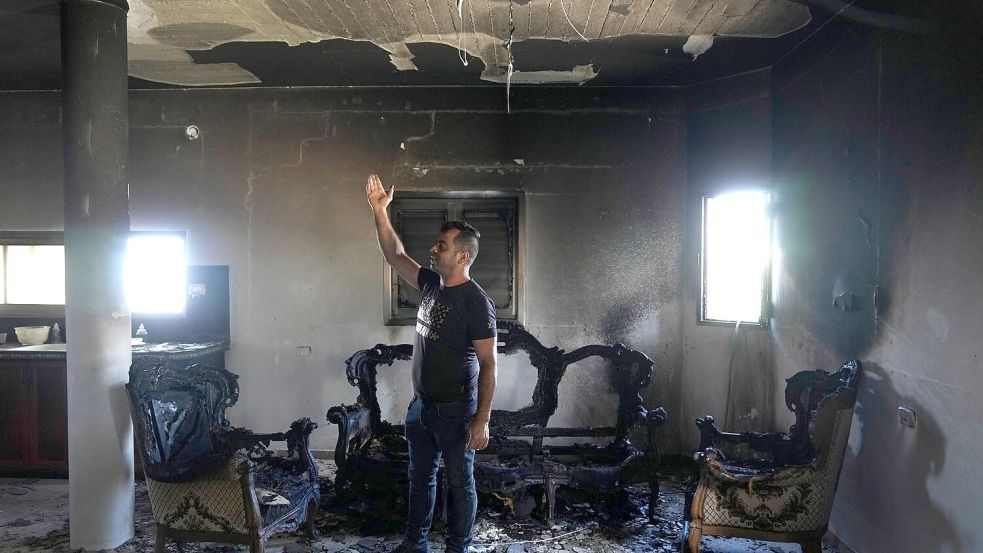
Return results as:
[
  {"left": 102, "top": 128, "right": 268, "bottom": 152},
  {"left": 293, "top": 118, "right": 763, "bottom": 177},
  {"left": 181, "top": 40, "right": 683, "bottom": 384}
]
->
[{"left": 14, "top": 343, "right": 67, "bottom": 352}]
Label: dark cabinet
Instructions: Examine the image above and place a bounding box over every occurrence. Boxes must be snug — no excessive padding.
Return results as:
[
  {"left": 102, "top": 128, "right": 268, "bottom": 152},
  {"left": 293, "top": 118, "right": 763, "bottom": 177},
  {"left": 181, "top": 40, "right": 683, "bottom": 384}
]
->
[
  {"left": 0, "top": 343, "right": 227, "bottom": 476},
  {"left": 0, "top": 359, "right": 68, "bottom": 474}
]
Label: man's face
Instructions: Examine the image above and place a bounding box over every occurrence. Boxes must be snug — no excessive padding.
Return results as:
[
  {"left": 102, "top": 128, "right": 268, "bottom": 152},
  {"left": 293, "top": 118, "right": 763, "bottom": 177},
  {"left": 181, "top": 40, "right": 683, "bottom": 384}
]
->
[{"left": 430, "top": 228, "right": 464, "bottom": 275}]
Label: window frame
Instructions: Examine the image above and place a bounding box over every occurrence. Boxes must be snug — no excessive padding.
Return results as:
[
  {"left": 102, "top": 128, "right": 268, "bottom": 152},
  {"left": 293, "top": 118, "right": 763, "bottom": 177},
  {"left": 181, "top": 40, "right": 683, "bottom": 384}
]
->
[
  {"left": 698, "top": 190, "right": 773, "bottom": 328},
  {"left": 0, "top": 230, "right": 189, "bottom": 317},
  {"left": 383, "top": 193, "right": 520, "bottom": 326},
  {"left": 0, "top": 231, "right": 66, "bottom": 317}
]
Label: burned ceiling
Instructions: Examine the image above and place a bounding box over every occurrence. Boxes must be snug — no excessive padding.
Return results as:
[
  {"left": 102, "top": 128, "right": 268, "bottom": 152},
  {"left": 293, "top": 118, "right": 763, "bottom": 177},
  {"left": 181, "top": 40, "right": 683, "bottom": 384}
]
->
[
  {"left": 127, "top": 0, "right": 811, "bottom": 86},
  {"left": 0, "top": 0, "right": 942, "bottom": 90}
]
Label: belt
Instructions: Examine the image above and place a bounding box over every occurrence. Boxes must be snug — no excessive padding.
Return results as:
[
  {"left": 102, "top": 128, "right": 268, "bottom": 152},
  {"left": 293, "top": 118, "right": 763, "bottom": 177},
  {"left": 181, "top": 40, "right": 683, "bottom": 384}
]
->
[{"left": 416, "top": 395, "right": 474, "bottom": 406}]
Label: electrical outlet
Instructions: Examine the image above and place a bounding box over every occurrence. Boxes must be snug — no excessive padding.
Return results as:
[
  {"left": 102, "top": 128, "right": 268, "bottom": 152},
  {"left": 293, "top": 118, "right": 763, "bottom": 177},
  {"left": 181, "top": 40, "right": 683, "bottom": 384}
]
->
[
  {"left": 188, "top": 283, "right": 207, "bottom": 298},
  {"left": 898, "top": 406, "right": 917, "bottom": 429}
]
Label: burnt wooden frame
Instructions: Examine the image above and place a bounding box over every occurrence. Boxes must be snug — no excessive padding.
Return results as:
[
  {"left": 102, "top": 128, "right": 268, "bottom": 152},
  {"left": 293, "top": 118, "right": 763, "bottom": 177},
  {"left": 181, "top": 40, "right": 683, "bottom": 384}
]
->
[
  {"left": 327, "top": 321, "right": 668, "bottom": 523},
  {"left": 682, "top": 360, "right": 863, "bottom": 553},
  {"left": 127, "top": 357, "right": 320, "bottom": 553},
  {"left": 693, "top": 360, "right": 862, "bottom": 467}
]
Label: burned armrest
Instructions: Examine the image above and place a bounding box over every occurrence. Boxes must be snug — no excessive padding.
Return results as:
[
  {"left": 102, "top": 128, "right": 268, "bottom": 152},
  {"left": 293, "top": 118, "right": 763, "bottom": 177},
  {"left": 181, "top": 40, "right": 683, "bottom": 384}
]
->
[
  {"left": 696, "top": 417, "right": 815, "bottom": 466},
  {"left": 327, "top": 404, "right": 372, "bottom": 442},
  {"left": 212, "top": 418, "right": 317, "bottom": 463},
  {"left": 696, "top": 415, "right": 789, "bottom": 453},
  {"left": 212, "top": 426, "right": 279, "bottom": 459},
  {"left": 282, "top": 417, "right": 318, "bottom": 460},
  {"left": 327, "top": 404, "right": 373, "bottom": 467},
  {"left": 700, "top": 450, "right": 816, "bottom": 487}
]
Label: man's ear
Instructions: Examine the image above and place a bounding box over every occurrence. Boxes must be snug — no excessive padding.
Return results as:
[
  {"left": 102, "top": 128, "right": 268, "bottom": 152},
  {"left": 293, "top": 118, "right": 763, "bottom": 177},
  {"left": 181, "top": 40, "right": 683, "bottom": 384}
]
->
[{"left": 458, "top": 250, "right": 470, "bottom": 266}]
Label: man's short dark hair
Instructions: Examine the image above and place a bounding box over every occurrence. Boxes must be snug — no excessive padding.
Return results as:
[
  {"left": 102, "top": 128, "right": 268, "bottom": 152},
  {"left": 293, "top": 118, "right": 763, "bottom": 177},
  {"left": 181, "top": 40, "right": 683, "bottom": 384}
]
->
[{"left": 441, "top": 220, "right": 480, "bottom": 264}]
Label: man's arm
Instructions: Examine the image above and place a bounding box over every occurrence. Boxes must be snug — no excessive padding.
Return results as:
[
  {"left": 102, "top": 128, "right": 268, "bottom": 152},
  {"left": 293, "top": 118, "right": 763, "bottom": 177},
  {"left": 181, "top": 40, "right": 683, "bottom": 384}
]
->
[
  {"left": 366, "top": 174, "right": 421, "bottom": 289},
  {"left": 467, "top": 336, "right": 497, "bottom": 450}
]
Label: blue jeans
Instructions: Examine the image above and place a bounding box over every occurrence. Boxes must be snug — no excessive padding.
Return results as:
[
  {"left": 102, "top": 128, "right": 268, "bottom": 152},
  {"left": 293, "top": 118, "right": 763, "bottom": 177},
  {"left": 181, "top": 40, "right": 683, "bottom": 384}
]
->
[{"left": 402, "top": 396, "right": 477, "bottom": 553}]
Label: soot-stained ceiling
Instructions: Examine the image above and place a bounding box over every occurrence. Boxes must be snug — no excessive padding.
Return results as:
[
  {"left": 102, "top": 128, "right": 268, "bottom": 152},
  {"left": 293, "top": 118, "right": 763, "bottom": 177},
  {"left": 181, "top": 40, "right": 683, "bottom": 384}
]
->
[{"left": 0, "top": 0, "right": 944, "bottom": 90}]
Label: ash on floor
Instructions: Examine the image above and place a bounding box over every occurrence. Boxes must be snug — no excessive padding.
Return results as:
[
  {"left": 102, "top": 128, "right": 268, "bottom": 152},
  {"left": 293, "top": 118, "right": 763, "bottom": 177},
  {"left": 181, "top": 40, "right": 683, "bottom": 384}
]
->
[{"left": 0, "top": 462, "right": 835, "bottom": 553}]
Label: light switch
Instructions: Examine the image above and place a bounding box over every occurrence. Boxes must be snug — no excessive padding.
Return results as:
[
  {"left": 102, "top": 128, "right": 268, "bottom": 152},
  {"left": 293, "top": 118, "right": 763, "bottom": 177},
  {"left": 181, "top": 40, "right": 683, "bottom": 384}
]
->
[{"left": 296, "top": 345, "right": 312, "bottom": 357}]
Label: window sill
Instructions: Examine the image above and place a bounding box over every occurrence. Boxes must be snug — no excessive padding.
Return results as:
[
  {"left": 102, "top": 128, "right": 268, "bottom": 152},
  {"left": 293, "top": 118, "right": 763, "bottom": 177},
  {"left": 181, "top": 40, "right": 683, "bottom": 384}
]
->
[
  {"left": 0, "top": 304, "right": 66, "bottom": 318},
  {"left": 697, "top": 319, "right": 770, "bottom": 330}
]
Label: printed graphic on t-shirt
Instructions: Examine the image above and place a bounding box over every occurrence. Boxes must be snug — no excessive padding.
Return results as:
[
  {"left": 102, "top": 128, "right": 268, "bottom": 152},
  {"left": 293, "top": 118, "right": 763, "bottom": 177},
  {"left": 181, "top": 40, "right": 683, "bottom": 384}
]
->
[{"left": 416, "top": 293, "right": 450, "bottom": 341}]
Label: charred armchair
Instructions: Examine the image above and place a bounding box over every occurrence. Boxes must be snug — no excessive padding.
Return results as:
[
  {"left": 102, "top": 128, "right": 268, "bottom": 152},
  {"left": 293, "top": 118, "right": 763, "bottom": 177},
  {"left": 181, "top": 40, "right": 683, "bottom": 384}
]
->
[
  {"left": 327, "top": 343, "right": 414, "bottom": 521},
  {"left": 327, "top": 322, "right": 668, "bottom": 523},
  {"left": 683, "top": 360, "right": 862, "bottom": 553},
  {"left": 126, "top": 358, "right": 320, "bottom": 553}
]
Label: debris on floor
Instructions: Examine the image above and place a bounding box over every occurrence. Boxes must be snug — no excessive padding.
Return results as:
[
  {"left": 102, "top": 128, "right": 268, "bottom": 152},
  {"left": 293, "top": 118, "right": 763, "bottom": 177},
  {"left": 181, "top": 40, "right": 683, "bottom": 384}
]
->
[{"left": 0, "top": 461, "right": 836, "bottom": 553}]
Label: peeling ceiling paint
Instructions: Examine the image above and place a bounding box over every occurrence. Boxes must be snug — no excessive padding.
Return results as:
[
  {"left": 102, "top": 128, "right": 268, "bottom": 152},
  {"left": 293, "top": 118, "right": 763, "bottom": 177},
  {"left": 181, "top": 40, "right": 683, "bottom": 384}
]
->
[
  {"left": 126, "top": 0, "right": 811, "bottom": 86},
  {"left": 482, "top": 63, "right": 598, "bottom": 84},
  {"left": 682, "top": 34, "right": 714, "bottom": 59}
]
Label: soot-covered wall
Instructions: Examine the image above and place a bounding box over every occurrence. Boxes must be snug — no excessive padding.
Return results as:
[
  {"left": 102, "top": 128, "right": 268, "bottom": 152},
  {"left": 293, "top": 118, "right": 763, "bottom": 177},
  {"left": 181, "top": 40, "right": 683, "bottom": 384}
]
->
[
  {"left": 0, "top": 86, "right": 687, "bottom": 453},
  {"left": 771, "top": 16, "right": 983, "bottom": 553},
  {"left": 682, "top": 68, "right": 775, "bottom": 447}
]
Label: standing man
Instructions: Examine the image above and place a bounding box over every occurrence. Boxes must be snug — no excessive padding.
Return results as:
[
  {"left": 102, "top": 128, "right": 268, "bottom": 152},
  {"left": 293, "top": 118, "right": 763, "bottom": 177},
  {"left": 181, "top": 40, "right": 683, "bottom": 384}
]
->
[{"left": 366, "top": 174, "right": 498, "bottom": 553}]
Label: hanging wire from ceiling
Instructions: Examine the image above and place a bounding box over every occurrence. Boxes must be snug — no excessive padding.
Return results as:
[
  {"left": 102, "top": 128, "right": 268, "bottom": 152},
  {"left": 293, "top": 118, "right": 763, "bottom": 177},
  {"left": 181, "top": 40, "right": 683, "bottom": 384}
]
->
[
  {"left": 457, "top": 0, "right": 469, "bottom": 66},
  {"left": 559, "top": 0, "right": 590, "bottom": 42},
  {"left": 506, "top": 0, "right": 515, "bottom": 113}
]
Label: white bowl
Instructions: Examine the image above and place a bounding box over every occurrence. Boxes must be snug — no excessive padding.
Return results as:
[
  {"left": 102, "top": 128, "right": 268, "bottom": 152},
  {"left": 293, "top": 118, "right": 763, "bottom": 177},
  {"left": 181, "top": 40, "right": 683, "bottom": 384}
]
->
[{"left": 15, "top": 326, "right": 50, "bottom": 346}]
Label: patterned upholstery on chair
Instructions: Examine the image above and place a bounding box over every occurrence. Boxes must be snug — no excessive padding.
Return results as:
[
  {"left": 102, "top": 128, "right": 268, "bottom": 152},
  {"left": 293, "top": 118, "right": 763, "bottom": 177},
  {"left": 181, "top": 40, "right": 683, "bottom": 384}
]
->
[
  {"left": 146, "top": 459, "right": 251, "bottom": 534},
  {"left": 684, "top": 360, "right": 862, "bottom": 553},
  {"left": 128, "top": 359, "right": 320, "bottom": 553},
  {"left": 697, "top": 397, "right": 855, "bottom": 533}
]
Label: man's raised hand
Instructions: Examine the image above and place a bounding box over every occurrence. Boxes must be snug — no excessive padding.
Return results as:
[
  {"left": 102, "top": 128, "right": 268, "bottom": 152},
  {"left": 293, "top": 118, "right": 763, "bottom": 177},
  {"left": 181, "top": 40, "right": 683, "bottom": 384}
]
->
[{"left": 366, "top": 174, "right": 395, "bottom": 212}]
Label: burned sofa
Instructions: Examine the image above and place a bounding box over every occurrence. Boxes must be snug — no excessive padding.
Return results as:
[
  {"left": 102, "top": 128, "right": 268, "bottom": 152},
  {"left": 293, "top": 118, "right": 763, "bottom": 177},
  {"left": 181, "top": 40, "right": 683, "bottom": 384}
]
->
[{"left": 327, "top": 322, "right": 668, "bottom": 523}]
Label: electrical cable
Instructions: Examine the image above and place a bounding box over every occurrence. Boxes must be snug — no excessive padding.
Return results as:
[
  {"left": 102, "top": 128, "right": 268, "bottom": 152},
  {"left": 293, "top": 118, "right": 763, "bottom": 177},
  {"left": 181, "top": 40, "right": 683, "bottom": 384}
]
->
[
  {"left": 558, "top": 0, "right": 590, "bottom": 42},
  {"left": 791, "top": 0, "right": 938, "bottom": 34},
  {"left": 723, "top": 320, "right": 741, "bottom": 427},
  {"left": 457, "top": 0, "right": 470, "bottom": 66},
  {"left": 506, "top": 0, "right": 515, "bottom": 113},
  {"left": 773, "top": 0, "right": 858, "bottom": 67}
]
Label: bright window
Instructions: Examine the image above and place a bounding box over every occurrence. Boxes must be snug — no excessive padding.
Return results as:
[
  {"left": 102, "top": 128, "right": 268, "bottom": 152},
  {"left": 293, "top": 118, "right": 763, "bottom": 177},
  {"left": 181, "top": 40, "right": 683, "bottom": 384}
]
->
[
  {"left": 3, "top": 245, "right": 66, "bottom": 305},
  {"left": 701, "top": 190, "right": 771, "bottom": 325},
  {"left": 0, "top": 231, "right": 187, "bottom": 315},
  {"left": 125, "top": 233, "right": 187, "bottom": 314}
]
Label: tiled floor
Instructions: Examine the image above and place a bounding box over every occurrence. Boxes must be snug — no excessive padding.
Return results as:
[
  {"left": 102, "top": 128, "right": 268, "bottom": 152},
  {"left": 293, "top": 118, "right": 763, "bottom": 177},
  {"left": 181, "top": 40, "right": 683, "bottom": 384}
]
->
[{"left": 0, "top": 469, "right": 836, "bottom": 553}]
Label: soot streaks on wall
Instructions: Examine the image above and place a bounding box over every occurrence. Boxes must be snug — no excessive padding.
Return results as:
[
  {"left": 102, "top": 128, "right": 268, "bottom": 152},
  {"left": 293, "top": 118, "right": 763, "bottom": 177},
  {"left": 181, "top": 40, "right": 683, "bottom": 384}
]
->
[
  {"left": 771, "top": 12, "right": 983, "bottom": 553},
  {"left": 681, "top": 68, "right": 775, "bottom": 443},
  {"left": 0, "top": 85, "right": 688, "bottom": 454}
]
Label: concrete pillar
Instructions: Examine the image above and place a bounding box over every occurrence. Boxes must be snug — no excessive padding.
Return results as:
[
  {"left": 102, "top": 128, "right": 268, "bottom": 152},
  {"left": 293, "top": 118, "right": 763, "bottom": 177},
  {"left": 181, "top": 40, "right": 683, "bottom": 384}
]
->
[{"left": 61, "top": 0, "right": 134, "bottom": 549}]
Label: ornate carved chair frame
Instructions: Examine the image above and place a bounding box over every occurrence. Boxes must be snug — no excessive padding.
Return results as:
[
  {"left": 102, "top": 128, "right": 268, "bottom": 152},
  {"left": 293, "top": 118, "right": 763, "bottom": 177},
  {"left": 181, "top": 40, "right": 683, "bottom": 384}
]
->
[
  {"left": 682, "top": 360, "right": 863, "bottom": 553},
  {"left": 327, "top": 322, "right": 667, "bottom": 523},
  {"left": 126, "top": 358, "right": 320, "bottom": 553}
]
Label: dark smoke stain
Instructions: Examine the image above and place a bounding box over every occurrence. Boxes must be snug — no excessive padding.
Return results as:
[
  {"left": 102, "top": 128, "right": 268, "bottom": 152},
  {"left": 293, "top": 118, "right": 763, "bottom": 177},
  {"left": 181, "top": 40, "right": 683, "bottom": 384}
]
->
[{"left": 598, "top": 295, "right": 654, "bottom": 344}]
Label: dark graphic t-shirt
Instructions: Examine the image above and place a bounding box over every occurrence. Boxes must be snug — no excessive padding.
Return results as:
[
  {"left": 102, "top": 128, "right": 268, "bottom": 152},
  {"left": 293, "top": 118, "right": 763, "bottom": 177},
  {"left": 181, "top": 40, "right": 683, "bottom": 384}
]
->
[{"left": 412, "top": 268, "right": 497, "bottom": 402}]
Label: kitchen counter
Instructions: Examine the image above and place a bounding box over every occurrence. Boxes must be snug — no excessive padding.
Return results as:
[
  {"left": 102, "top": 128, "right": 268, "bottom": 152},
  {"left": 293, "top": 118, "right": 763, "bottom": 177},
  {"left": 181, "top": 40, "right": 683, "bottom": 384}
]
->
[
  {"left": 0, "top": 339, "right": 229, "bottom": 475},
  {"left": 0, "top": 341, "right": 229, "bottom": 361}
]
